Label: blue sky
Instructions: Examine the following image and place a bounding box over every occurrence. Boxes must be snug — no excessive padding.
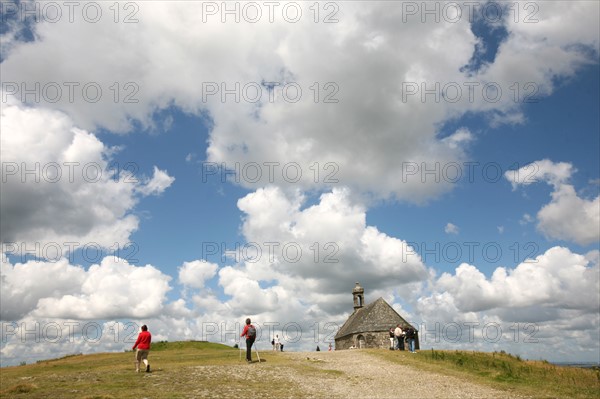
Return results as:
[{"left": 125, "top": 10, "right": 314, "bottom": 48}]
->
[{"left": 1, "top": 1, "right": 599, "bottom": 366}]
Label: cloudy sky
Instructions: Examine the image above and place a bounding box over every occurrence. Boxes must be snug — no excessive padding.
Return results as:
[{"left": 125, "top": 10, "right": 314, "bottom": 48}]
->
[{"left": 1, "top": 1, "right": 599, "bottom": 366}]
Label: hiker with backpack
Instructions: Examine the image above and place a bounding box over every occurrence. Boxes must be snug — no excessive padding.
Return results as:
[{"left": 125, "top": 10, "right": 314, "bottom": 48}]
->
[{"left": 240, "top": 318, "right": 257, "bottom": 363}]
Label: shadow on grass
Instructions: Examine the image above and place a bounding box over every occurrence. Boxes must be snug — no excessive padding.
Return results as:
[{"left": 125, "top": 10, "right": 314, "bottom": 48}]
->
[{"left": 245, "top": 358, "right": 268, "bottom": 364}]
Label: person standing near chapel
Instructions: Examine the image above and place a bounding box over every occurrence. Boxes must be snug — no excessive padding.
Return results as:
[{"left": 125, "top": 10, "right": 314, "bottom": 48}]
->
[
  {"left": 240, "top": 318, "right": 256, "bottom": 363},
  {"left": 132, "top": 324, "right": 152, "bottom": 372},
  {"left": 405, "top": 326, "right": 417, "bottom": 353},
  {"left": 394, "top": 324, "right": 405, "bottom": 351},
  {"left": 389, "top": 326, "right": 395, "bottom": 350}
]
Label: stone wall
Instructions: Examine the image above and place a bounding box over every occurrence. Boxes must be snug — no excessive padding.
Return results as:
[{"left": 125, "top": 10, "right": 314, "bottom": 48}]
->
[
  {"left": 335, "top": 331, "right": 420, "bottom": 350},
  {"left": 335, "top": 335, "right": 355, "bottom": 350},
  {"left": 335, "top": 331, "right": 391, "bottom": 350}
]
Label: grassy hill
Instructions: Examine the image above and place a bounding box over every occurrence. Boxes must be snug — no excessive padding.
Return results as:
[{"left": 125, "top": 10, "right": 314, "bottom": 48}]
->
[
  {"left": 372, "top": 349, "right": 600, "bottom": 399},
  {"left": 1, "top": 342, "right": 598, "bottom": 398}
]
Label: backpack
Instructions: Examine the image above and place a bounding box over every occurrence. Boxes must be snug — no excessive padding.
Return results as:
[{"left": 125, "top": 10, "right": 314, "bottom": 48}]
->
[{"left": 247, "top": 325, "right": 256, "bottom": 338}]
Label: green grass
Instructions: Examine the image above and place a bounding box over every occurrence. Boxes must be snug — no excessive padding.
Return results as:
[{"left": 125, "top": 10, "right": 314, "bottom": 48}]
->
[
  {"left": 0, "top": 342, "right": 297, "bottom": 399},
  {"left": 370, "top": 349, "right": 600, "bottom": 398},
  {"left": 2, "top": 343, "right": 598, "bottom": 398}
]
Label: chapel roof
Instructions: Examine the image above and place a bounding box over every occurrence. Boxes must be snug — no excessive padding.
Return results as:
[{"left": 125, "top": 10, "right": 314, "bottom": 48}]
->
[{"left": 334, "top": 297, "right": 414, "bottom": 339}]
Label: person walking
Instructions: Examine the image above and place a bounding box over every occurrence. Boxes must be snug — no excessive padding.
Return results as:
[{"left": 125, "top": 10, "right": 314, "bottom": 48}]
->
[
  {"left": 132, "top": 324, "right": 152, "bottom": 372},
  {"left": 240, "top": 318, "right": 257, "bottom": 363}
]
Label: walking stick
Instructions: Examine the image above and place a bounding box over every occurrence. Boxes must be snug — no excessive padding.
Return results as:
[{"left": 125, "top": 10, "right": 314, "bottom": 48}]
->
[{"left": 254, "top": 341, "right": 261, "bottom": 363}]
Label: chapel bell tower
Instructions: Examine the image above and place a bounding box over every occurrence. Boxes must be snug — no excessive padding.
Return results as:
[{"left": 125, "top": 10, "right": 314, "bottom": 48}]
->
[{"left": 353, "top": 282, "right": 364, "bottom": 310}]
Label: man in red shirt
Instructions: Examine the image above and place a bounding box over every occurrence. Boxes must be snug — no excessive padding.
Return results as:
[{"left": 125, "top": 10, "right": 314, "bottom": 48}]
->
[
  {"left": 240, "top": 318, "right": 256, "bottom": 363},
  {"left": 132, "top": 324, "right": 152, "bottom": 372}
]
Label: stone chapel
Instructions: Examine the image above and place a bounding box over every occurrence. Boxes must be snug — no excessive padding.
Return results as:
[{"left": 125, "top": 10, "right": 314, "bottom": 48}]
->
[{"left": 334, "top": 282, "right": 420, "bottom": 350}]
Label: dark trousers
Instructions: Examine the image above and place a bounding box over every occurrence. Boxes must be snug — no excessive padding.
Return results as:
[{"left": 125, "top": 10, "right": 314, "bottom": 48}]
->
[
  {"left": 246, "top": 338, "right": 255, "bottom": 361},
  {"left": 396, "top": 336, "right": 405, "bottom": 350}
]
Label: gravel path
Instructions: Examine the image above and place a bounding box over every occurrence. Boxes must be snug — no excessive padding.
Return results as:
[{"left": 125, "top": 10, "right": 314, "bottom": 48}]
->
[
  {"left": 279, "top": 350, "right": 525, "bottom": 398},
  {"left": 186, "top": 350, "right": 526, "bottom": 398}
]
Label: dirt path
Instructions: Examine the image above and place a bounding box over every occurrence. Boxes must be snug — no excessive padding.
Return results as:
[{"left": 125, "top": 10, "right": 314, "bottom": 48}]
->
[
  {"left": 185, "top": 350, "right": 525, "bottom": 398},
  {"left": 280, "top": 350, "right": 525, "bottom": 398}
]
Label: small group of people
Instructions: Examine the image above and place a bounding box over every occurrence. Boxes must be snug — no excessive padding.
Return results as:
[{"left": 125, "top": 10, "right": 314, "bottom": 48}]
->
[
  {"left": 271, "top": 334, "right": 284, "bottom": 352},
  {"left": 132, "top": 318, "right": 342, "bottom": 370},
  {"left": 389, "top": 324, "right": 417, "bottom": 353}
]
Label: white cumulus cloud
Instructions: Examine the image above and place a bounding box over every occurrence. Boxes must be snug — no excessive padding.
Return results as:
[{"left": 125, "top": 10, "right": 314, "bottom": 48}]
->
[
  {"left": 0, "top": 99, "right": 175, "bottom": 254},
  {"left": 421, "top": 246, "right": 599, "bottom": 315},
  {"left": 33, "top": 257, "right": 172, "bottom": 320},
  {"left": 1, "top": 255, "right": 173, "bottom": 321},
  {"left": 506, "top": 160, "right": 599, "bottom": 246},
  {"left": 212, "top": 186, "right": 429, "bottom": 320},
  {"left": 136, "top": 166, "right": 175, "bottom": 196},
  {"left": 178, "top": 260, "right": 218, "bottom": 289},
  {"left": 2, "top": 2, "right": 596, "bottom": 201}
]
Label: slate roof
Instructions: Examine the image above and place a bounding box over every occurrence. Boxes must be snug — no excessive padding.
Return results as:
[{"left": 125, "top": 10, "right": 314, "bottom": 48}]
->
[{"left": 334, "top": 297, "right": 413, "bottom": 339}]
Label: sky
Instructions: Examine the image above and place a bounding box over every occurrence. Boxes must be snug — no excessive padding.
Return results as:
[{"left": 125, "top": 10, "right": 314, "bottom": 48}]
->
[{"left": 0, "top": 0, "right": 599, "bottom": 367}]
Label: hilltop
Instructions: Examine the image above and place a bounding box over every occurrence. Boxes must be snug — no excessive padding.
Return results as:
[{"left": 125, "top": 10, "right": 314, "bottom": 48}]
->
[{"left": 1, "top": 342, "right": 598, "bottom": 398}]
